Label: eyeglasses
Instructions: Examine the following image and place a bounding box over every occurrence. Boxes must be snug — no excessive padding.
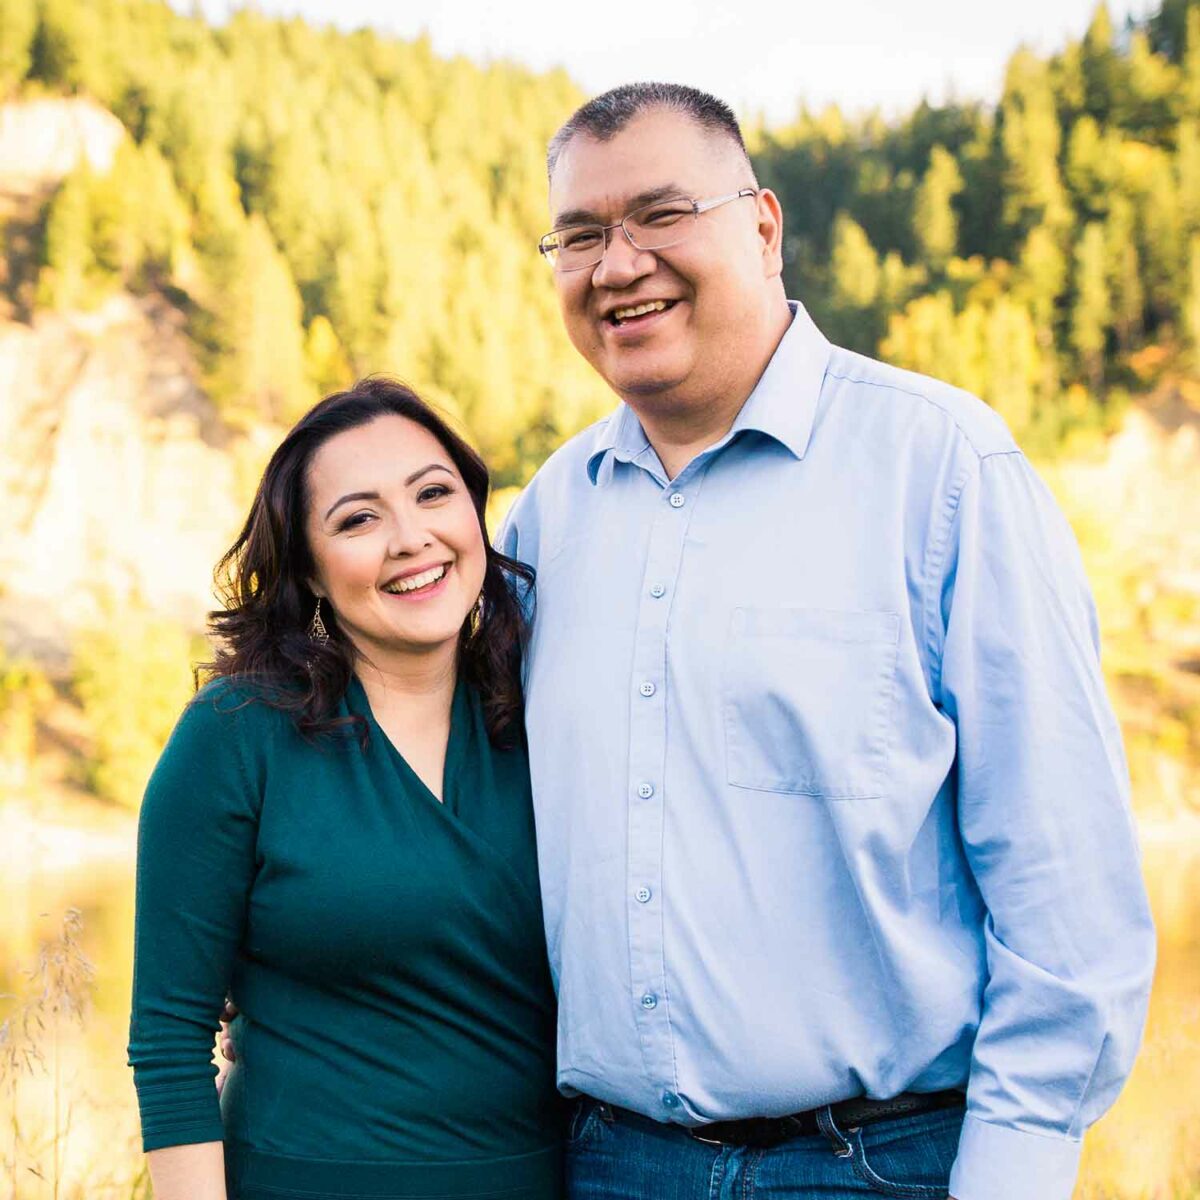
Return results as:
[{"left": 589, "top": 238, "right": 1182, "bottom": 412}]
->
[{"left": 538, "top": 189, "right": 758, "bottom": 272}]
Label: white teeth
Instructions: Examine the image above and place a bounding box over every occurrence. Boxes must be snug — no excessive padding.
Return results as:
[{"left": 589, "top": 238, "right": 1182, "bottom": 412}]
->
[
  {"left": 383, "top": 565, "right": 447, "bottom": 594},
  {"left": 613, "top": 299, "right": 670, "bottom": 321}
]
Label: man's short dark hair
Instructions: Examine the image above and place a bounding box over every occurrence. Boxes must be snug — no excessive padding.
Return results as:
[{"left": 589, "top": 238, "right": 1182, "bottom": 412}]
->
[{"left": 547, "top": 82, "right": 756, "bottom": 182}]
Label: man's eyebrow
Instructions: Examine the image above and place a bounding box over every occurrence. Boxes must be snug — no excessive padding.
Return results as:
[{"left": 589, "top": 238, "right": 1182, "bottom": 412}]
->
[
  {"left": 322, "top": 465, "right": 453, "bottom": 521},
  {"left": 553, "top": 184, "right": 688, "bottom": 229}
]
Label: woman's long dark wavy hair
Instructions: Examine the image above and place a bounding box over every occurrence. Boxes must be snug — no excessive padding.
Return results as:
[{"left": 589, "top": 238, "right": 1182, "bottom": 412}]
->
[{"left": 202, "top": 377, "right": 534, "bottom": 749}]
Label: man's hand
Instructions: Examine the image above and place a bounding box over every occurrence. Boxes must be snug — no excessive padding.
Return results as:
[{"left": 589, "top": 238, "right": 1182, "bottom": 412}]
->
[{"left": 215, "top": 999, "right": 238, "bottom": 1095}]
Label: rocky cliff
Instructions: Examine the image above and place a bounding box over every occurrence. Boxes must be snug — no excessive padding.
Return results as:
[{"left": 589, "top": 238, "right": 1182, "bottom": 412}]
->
[
  {"left": 0, "top": 99, "right": 251, "bottom": 667},
  {"left": 0, "top": 291, "right": 252, "bottom": 666}
]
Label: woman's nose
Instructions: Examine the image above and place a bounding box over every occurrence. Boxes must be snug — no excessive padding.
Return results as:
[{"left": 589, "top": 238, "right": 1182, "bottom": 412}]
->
[{"left": 386, "top": 516, "right": 434, "bottom": 557}]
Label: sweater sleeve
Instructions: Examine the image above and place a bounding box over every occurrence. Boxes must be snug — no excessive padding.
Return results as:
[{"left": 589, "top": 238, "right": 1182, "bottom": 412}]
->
[{"left": 127, "top": 685, "right": 262, "bottom": 1152}]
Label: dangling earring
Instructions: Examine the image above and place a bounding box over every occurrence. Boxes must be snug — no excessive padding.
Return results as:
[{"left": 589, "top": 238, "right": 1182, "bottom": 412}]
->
[{"left": 308, "top": 597, "right": 330, "bottom": 644}]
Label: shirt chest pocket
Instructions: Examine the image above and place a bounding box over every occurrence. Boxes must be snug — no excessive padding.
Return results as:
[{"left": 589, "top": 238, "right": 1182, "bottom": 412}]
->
[{"left": 722, "top": 607, "right": 900, "bottom": 800}]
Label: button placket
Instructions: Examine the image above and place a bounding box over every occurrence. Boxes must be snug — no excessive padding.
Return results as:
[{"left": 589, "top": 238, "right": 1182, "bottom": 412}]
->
[{"left": 626, "top": 465, "right": 709, "bottom": 1100}]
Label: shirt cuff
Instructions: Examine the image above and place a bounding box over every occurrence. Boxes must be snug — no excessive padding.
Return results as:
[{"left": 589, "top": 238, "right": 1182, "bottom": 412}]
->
[{"left": 949, "top": 1114, "right": 1083, "bottom": 1200}]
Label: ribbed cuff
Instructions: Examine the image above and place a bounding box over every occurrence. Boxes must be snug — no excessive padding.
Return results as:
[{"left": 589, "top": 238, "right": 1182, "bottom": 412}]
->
[
  {"left": 949, "top": 1114, "right": 1082, "bottom": 1200},
  {"left": 135, "top": 1077, "right": 224, "bottom": 1152}
]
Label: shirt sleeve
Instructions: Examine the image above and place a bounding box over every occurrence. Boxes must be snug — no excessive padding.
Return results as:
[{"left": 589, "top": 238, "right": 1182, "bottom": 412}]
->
[
  {"left": 494, "top": 487, "right": 527, "bottom": 560},
  {"left": 934, "top": 451, "right": 1156, "bottom": 1200},
  {"left": 495, "top": 489, "right": 538, "bottom": 629},
  {"left": 127, "top": 687, "right": 261, "bottom": 1152}
]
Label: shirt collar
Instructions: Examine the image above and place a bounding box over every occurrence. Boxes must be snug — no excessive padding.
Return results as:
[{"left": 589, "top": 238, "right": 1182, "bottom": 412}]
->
[{"left": 585, "top": 300, "right": 830, "bottom": 485}]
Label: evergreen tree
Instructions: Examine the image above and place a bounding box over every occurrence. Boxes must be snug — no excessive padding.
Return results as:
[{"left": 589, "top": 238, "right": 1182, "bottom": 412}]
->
[
  {"left": 11, "top": 0, "right": 1200, "bottom": 475},
  {"left": 27, "top": 0, "right": 106, "bottom": 93},
  {"left": 305, "top": 315, "right": 352, "bottom": 399},
  {"left": 0, "top": 0, "right": 37, "bottom": 94},
  {"left": 1104, "top": 195, "right": 1144, "bottom": 353},
  {"left": 1185, "top": 233, "right": 1200, "bottom": 357},
  {"left": 37, "top": 165, "right": 96, "bottom": 309},
  {"left": 1080, "top": 3, "right": 1123, "bottom": 126},
  {"left": 827, "top": 212, "right": 882, "bottom": 352},
  {"left": 1148, "top": 0, "right": 1192, "bottom": 62},
  {"left": 912, "top": 145, "right": 963, "bottom": 270},
  {"left": 1010, "top": 223, "right": 1063, "bottom": 409},
  {"left": 1121, "top": 29, "right": 1178, "bottom": 137},
  {"left": 1181, "top": 6, "right": 1200, "bottom": 118},
  {"left": 830, "top": 212, "right": 881, "bottom": 309},
  {"left": 1120, "top": 142, "right": 1182, "bottom": 322},
  {"left": 1071, "top": 222, "right": 1111, "bottom": 392},
  {"left": 201, "top": 214, "right": 313, "bottom": 426},
  {"left": 983, "top": 297, "right": 1040, "bottom": 433},
  {"left": 999, "top": 50, "right": 1072, "bottom": 239},
  {"left": 1180, "top": 118, "right": 1200, "bottom": 234},
  {"left": 1065, "top": 116, "right": 1118, "bottom": 218}
]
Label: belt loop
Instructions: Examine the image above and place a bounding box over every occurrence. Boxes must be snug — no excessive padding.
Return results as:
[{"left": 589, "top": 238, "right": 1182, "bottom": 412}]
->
[{"left": 815, "top": 1105, "right": 853, "bottom": 1160}]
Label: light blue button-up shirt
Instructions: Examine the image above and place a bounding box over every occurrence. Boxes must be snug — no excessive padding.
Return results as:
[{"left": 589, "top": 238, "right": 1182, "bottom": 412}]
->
[{"left": 499, "top": 302, "right": 1155, "bottom": 1200}]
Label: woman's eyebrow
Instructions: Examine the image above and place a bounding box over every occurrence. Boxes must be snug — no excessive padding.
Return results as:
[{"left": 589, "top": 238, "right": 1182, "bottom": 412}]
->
[
  {"left": 324, "top": 491, "right": 379, "bottom": 521},
  {"left": 323, "top": 465, "right": 454, "bottom": 521},
  {"left": 404, "top": 462, "right": 454, "bottom": 486}
]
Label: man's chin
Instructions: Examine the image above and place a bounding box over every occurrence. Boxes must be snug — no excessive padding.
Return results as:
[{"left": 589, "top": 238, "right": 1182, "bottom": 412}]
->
[{"left": 609, "top": 371, "right": 690, "bottom": 402}]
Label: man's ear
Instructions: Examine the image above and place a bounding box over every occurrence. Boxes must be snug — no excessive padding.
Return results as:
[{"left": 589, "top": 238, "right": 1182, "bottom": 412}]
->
[{"left": 756, "top": 188, "right": 785, "bottom": 280}]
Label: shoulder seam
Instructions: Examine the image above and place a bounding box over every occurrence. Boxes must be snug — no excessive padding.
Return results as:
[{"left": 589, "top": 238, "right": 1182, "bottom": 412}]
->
[
  {"left": 187, "top": 686, "right": 258, "bottom": 812},
  {"left": 824, "top": 369, "right": 1014, "bottom": 461}
]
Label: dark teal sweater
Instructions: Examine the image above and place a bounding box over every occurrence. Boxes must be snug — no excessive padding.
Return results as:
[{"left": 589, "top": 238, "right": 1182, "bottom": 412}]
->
[{"left": 128, "top": 676, "right": 561, "bottom": 1200}]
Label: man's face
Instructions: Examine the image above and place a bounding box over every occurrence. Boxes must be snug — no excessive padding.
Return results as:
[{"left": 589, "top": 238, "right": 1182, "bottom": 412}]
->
[{"left": 548, "top": 107, "right": 783, "bottom": 413}]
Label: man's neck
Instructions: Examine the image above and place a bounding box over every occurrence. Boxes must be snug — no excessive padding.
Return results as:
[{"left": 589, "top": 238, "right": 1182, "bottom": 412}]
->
[{"left": 633, "top": 300, "right": 793, "bottom": 480}]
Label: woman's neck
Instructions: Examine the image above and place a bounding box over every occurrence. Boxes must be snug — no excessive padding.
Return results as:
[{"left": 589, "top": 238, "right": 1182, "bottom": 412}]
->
[
  {"left": 355, "top": 648, "right": 459, "bottom": 801},
  {"left": 356, "top": 648, "right": 457, "bottom": 716}
]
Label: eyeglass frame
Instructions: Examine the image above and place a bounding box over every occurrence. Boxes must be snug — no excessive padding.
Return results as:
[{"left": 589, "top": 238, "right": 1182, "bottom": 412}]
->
[{"left": 538, "top": 188, "right": 759, "bottom": 272}]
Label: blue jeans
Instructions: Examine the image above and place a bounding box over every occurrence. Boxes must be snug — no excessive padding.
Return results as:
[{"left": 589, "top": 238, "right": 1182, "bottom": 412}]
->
[{"left": 565, "top": 1098, "right": 963, "bottom": 1200}]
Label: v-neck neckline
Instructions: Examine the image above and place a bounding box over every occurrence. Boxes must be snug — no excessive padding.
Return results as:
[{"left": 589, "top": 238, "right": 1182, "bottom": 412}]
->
[{"left": 347, "top": 674, "right": 469, "bottom": 819}]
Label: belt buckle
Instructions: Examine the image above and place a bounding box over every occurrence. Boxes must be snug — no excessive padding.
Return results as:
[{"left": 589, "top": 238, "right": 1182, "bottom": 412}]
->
[{"left": 687, "top": 1126, "right": 727, "bottom": 1146}]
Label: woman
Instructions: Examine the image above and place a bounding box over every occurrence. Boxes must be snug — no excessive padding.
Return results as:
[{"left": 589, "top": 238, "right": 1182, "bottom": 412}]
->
[{"left": 127, "top": 378, "right": 561, "bottom": 1200}]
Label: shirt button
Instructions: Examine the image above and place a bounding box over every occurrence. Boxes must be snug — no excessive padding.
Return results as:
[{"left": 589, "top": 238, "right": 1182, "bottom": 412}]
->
[
  {"left": 650, "top": 584, "right": 666, "bottom": 598},
  {"left": 669, "top": 492, "right": 685, "bottom": 508},
  {"left": 641, "top": 993, "right": 658, "bottom": 1009},
  {"left": 662, "top": 1092, "right": 680, "bottom": 1108},
  {"left": 639, "top": 681, "right": 656, "bottom": 697},
  {"left": 635, "top": 887, "right": 652, "bottom": 903},
  {"left": 637, "top": 783, "right": 655, "bottom": 799}
]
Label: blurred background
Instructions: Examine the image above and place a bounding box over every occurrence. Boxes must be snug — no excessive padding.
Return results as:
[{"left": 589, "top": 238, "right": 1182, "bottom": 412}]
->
[{"left": 0, "top": 0, "right": 1198, "bottom": 1195}]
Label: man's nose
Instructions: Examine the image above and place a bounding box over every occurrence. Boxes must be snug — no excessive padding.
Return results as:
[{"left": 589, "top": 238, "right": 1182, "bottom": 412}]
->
[{"left": 591, "top": 224, "right": 651, "bottom": 289}]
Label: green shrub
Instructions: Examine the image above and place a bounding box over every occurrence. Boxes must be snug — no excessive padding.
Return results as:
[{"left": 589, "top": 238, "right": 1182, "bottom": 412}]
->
[
  {"left": 71, "top": 609, "right": 195, "bottom": 809},
  {"left": 0, "top": 650, "right": 54, "bottom": 789}
]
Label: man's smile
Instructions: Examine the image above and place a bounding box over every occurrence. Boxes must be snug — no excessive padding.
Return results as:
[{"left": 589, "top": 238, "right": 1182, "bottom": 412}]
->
[{"left": 601, "top": 298, "right": 681, "bottom": 338}]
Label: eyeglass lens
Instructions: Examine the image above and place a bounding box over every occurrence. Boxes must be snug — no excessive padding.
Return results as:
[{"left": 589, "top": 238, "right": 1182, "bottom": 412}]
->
[{"left": 547, "top": 199, "right": 697, "bottom": 270}]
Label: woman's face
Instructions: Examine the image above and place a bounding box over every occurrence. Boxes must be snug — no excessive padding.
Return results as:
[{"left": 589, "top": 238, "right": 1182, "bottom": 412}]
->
[{"left": 303, "top": 414, "right": 487, "bottom": 670}]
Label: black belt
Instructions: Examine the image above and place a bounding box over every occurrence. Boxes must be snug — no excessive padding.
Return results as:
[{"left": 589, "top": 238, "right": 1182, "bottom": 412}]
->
[{"left": 592, "top": 1089, "right": 965, "bottom": 1150}]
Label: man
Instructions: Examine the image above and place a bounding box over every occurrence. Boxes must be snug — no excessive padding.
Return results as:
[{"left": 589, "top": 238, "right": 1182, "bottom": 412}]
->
[{"left": 498, "top": 82, "right": 1155, "bottom": 1200}]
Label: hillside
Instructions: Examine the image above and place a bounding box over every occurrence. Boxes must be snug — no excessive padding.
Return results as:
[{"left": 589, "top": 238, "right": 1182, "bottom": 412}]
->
[{"left": 0, "top": 0, "right": 1198, "bottom": 823}]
